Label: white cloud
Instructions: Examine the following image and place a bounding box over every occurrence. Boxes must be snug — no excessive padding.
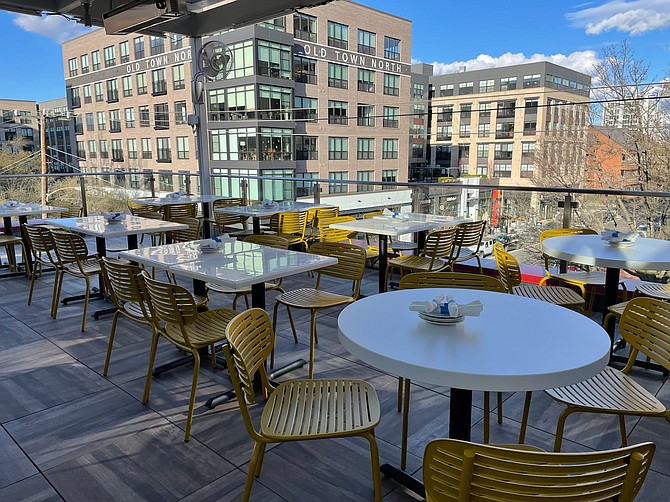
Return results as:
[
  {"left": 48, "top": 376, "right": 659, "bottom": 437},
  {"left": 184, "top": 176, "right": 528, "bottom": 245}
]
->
[
  {"left": 426, "top": 50, "right": 601, "bottom": 77},
  {"left": 13, "top": 14, "right": 90, "bottom": 43},
  {"left": 567, "top": 0, "right": 670, "bottom": 35}
]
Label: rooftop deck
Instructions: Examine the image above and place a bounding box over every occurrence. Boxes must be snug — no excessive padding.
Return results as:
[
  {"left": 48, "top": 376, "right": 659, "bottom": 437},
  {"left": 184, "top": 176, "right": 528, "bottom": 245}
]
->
[{"left": 1, "top": 254, "right": 669, "bottom": 501}]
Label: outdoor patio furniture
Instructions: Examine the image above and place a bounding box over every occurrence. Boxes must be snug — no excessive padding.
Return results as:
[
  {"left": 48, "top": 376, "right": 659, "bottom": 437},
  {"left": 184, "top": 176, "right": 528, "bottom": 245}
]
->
[
  {"left": 447, "top": 220, "right": 487, "bottom": 273},
  {"left": 22, "top": 223, "right": 60, "bottom": 316}
]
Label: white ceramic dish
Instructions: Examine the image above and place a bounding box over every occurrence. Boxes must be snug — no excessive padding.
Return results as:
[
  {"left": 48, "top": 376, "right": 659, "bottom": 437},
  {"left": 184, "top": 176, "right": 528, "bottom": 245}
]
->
[
  {"left": 607, "top": 240, "right": 634, "bottom": 248},
  {"left": 419, "top": 311, "right": 465, "bottom": 325}
]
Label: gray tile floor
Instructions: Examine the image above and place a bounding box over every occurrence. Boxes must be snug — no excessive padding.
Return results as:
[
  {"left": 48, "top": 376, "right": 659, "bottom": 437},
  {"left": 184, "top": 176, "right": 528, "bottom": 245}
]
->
[{"left": 0, "top": 252, "right": 669, "bottom": 501}]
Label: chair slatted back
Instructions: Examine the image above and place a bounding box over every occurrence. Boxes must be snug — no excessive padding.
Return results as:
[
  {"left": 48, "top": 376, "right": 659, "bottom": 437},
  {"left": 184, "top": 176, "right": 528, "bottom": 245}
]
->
[
  {"left": 540, "top": 228, "right": 597, "bottom": 271},
  {"left": 142, "top": 274, "right": 199, "bottom": 333},
  {"left": 161, "top": 202, "right": 197, "bottom": 219},
  {"left": 243, "top": 234, "right": 289, "bottom": 249},
  {"left": 23, "top": 224, "right": 56, "bottom": 258},
  {"left": 422, "top": 228, "right": 458, "bottom": 269},
  {"left": 167, "top": 216, "right": 201, "bottom": 242},
  {"left": 493, "top": 242, "right": 522, "bottom": 293},
  {"left": 620, "top": 297, "right": 670, "bottom": 373},
  {"left": 400, "top": 272, "right": 505, "bottom": 292},
  {"left": 423, "top": 439, "right": 655, "bottom": 502},
  {"left": 100, "top": 257, "right": 151, "bottom": 319},
  {"left": 271, "top": 210, "right": 308, "bottom": 238},
  {"left": 136, "top": 211, "right": 164, "bottom": 221},
  {"left": 318, "top": 215, "right": 356, "bottom": 243},
  {"left": 362, "top": 210, "right": 383, "bottom": 219},
  {"left": 451, "top": 220, "right": 486, "bottom": 256},
  {"left": 57, "top": 203, "right": 83, "bottom": 218},
  {"left": 128, "top": 198, "right": 160, "bottom": 215},
  {"left": 51, "top": 230, "right": 91, "bottom": 266},
  {"left": 309, "top": 241, "right": 367, "bottom": 298},
  {"left": 213, "top": 198, "right": 248, "bottom": 226}
]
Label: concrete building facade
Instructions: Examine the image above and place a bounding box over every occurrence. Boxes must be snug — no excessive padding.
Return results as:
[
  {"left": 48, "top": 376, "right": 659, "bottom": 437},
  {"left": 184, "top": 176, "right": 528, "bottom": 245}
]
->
[
  {"left": 0, "top": 99, "right": 39, "bottom": 153},
  {"left": 38, "top": 97, "right": 77, "bottom": 173}
]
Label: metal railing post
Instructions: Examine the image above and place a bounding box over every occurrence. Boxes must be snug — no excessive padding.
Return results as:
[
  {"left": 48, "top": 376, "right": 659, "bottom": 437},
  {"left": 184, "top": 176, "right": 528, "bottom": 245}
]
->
[
  {"left": 185, "top": 175, "right": 192, "bottom": 195},
  {"left": 149, "top": 174, "right": 156, "bottom": 197},
  {"left": 562, "top": 194, "right": 573, "bottom": 229},
  {"left": 241, "top": 179, "right": 248, "bottom": 205},
  {"left": 313, "top": 182, "right": 321, "bottom": 204},
  {"left": 411, "top": 186, "right": 421, "bottom": 213},
  {"left": 79, "top": 175, "right": 88, "bottom": 216}
]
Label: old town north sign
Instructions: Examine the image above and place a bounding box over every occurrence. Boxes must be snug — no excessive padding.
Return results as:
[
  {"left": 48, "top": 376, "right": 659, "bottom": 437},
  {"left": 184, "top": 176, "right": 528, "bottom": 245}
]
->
[{"left": 294, "top": 42, "right": 411, "bottom": 77}]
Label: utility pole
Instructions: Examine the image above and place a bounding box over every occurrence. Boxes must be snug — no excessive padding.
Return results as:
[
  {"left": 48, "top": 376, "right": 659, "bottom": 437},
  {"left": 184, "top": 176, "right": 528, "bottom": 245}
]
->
[{"left": 39, "top": 113, "right": 47, "bottom": 205}]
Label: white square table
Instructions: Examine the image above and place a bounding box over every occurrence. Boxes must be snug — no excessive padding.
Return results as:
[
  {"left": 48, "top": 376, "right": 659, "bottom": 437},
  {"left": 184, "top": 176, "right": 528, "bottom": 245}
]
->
[
  {"left": 330, "top": 213, "right": 471, "bottom": 293},
  {"left": 0, "top": 203, "right": 66, "bottom": 274},
  {"left": 338, "top": 287, "right": 611, "bottom": 496},
  {"left": 120, "top": 239, "right": 337, "bottom": 407},
  {"left": 130, "top": 195, "right": 232, "bottom": 238},
  {"left": 215, "top": 201, "right": 333, "bottom": 234}
]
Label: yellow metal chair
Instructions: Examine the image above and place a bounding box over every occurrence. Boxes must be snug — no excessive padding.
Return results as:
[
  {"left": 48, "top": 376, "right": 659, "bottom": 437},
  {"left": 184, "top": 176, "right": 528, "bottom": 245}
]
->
[
  {"left": 160, "top": 202, "right": 197, "bottom": 220},
  {"left": 399, "top": 271, "right": 507, "bottom": 446},
  {"left": 423, "top": 438, "right": 655, "bottom": 502},
  {"left": 206, "top": 235, "right": 289, "bottom": 309},
  {"left": 307, "top": 206, "right": 339, "bottom": 243},
  {"left": 99, "top": 257, "right": 153, "bottom": 376},
  {"left": 50, "top": 230, "right": 103, "bottom": 332},
  {"left": 269, "top": 210, "right": 309, "bottom": 251},
  {"left": 272, "top": 241, "right": 367, "bottom": 377},
  {"left": 447, "top": 220, "right": 487, "bottom": 273},
  {"left": 539, "top": 228, "right": 626, "bottom": 312},
  {"left": 127, "top": 197, "right": 160, "bottom": 215},
  {"left": 166, "top": 216, "right": 201, "bottom": 242},
  {"left": 223, "top": 308, "right": 382, "bottom": 502},
  {"left": 0, "top": 230, "right": 27, "bottom": 274},
  {"left": 142, "top": 274, "right": 237, "bottom": 441},
  {"left": 603, "top": 283, "right": 670, "bottom": 332},
  {"left": 385, "top": 228, "right": 458, "bottom": 289},
  {"left": 528, "top": 297, "right": 670, "bottom": 452},
  {"left": 211, "top": 197, "right": 249, "bottom": 236},
  {"left": 23, "top": 224, "right": 61, "bottom": 317}
]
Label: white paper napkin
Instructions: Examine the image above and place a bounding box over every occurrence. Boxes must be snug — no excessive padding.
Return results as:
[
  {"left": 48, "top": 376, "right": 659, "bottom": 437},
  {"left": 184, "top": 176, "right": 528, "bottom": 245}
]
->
[
  {"left": 3, "top": 201, "right": 20, "bottom": 207},
  {"left": 600, "top": 228, "right": 638, "bottom": 244},
  {"left": 409, "top": 294, "right": 484, "bottom": 317}
]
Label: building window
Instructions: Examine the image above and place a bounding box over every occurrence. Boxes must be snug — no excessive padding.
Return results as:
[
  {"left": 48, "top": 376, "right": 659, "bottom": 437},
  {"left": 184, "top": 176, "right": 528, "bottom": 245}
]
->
[
  {"left": 383, "top": 36, "right": 400, "bottom": 60},
  {"left": 122, "top": 75, "right": 133, "bottom": 97},
  {"left": 157, "top": 137, "right": 171, "bottom": 162},
  {"left": 109, "top": 110, "right": 121, "bottom": 132},
  {"left": 294, "top": 96, "right": 317, "bottom": 122},
  {"left": 170, "top": 34, "right": 183, "bottom": 50},
  {"left": 459, "top": 124, "right": 471, "bottom": 138},
  {"left": 357, "top": 138, "right": 374, "bottom": 160},
  {"left": 258, "top": 85, "right": 292, "bottom": 120},
  {"left": 412, "top": 83, "right": 425, "bottom": 98},
  {"left": 381, "top": 170, "right": 397, "bottom": 191},
  {"left": 177, "top": 136, "right": 189, "bottom": 159},
  {"left": 136, "top": 72, "right": 147, "bottom": 95},
  {"left": 222, "top": 40, "right": 254, "bottom": 79},
  {"left": 258, "top": 17, "right": 285, "bottom": 31},
  {"left": 495, "top": 123, "right": 514, "bottom": 139},
  {"left": 154, "top": 103, "right": 169, "bottom": 130},
  {"left": 523, "top": 74, "right": 541, "bottom": 88},
  {"left": 460, "top": 104, "right": 472, "bottom": 120},
  {"left": 80, "top": 54, "right": 89, "bottom": 73},
  {"left": 111, "top": 139, "right": 123, "bottom": 162},
  {"left": 75, "top": 141, "right": 85, "bottom": 159},
  {"left": 85, "top": 113, "right": 94, "bottom": 132},
  {"left": 294, "top": 55, "right": 317, "bottom": 84},
  {"left": 328, "top": 171, "right": 348, "bottom": 193},
  {"left": 295, "top": 135, "right": 318, "bottom": 160},
  {"left": 328, "top": 63, "right": 348, "bottom": 89},
  {"left": 209, "top": 127, "right": 258, "bottom": 161},
  {"left": 99, "top": 140, "right": 109, "bottom": 159},
  {"left": 458, "top": 81, "right": 474, "bottom": 95},
  {"left": 479, "top": 102, "right": 492, "bottom": 120},
  {"left": 411, "top": 144, "right": 424, "bottom": 159},
  {"left": 476, "top": 165, "right": 488, "bottom": 176},
  {"left": 357, "top": 104, "right": 375, "bottom": 126},
  {"left": 174, "top": 101, "right": 187, "bottom": 125},
  {"left": 103, "top": 45, "right": 116, "bottom": 67},
  {"left": 494, "top": 143, "right": 513, "bottom": 160},
  {"left": 328, "top": 100, "right": 348, "bottom": 125},
  {"left": 523, "top": 121, "right": 537, "bottom": 135},
  {"left": 225, "top": 84, "right": 256, "bottom": 120},
  {"left": 478, "top": 79, "right": 494, "bottom": 93},
  {"left": 87, "top": 140, "right": 97, "bottom": 159},
  {"left": 259, "top": 127, "right": 292, "bottom": 161},
  {"left": 493, "top": 163, "right": 512, "bottom": 177},
  {"left": 106, "top": 79, "right": 118, "bottom": 102},
  {"left": 152, "top": 69, "right": 167, "bottom": 95},
  {"left": 70, "top": 87, "right": 81, "bottom": 108},
  {"left": 520, "top": 163, "right": 534, "bottom": 178},
  {"left": 127, "top": 139, "right": 137, "bottom": 159},
  {"left": 150, "top": 36, "right": 164, "bottom": 56},
  {"left": 171, "top": 64, "right": 185, "bottom": 90},
  {"left": 294, "top": 13, "right": 317, "bottom": 42},
  {"left": 477, "top": 144, "right": 489, "bottom": 158},
  {"left": 382, "top": 139, "right": 399, "bottom": 159},
  {"left": 125, "top": 107, "right": 135, "bottom": 128},
  {"left": 119, "top": 41, "right": 130, "bottom": 63},
  {"left": 356, "top": 170, "right": 374, "bottom": 191},
  {"left": 478, "top": 123, "right": 490, "bottom": 137},
  {"left": 296, "top": 172, "right": 317, "bottom": 196},
  {"left": 139, "top": 105, "right": 150, "bottom": 127},
  {"left": 357, "top": 69, "right": 375, "bottom": 92},
  {"left": 91, "top": 50, "right": 100, "bottom": 71},
  {"left": 439, "top": 83, "right": 454, "bottom": 96},
  {"left": 383, "top": 73, "right": 400, "bottom": 96},
  {"left": 158, "top": 171, "right": 173, "bottom": 191},
  {"left": 96, "top": 111, "right": 106, "bottom": 130},
  {"left": 257, "top": 40, "right": 291, "bottom": 79},
  {"left": 208, "top": 89, "right": 225, "bottom": 121},
  {"left": 357, "top": 29, "right": 376, "bottom": 55},
  {"left": 497, "top": 100, "right": 515, "bottom": 118},
  {"left": 437, "top": 105, "right": 453, "bottom": 122},
  {"left": 522, "top": 142, "right": 535, "bottom": 155},
  {"left": 141, "top": 138, "right": 152, "bottom": 159},
  {"left": 328, "top": 21, "right": 348, "bottom": 49},
  {"left": 383, "top": 106, "right": 399, "bottom": 128},
  {"left": 525, "top": 99, "right": 539, "bottom": 115},
  {"left": 68, "top": 58, "right": 78, "bottom": 77},
  {"left": 437, "top": 125, "right": 452, "bottom": 141},
  {"left": 328, "top": 137, "right": 348, "bottom": 160},
  {"left": 500, "top": 76, "right": 517, "bottom": 91},
  {"left": 134, "top": 36, "right": 144, "bottom": 59}
]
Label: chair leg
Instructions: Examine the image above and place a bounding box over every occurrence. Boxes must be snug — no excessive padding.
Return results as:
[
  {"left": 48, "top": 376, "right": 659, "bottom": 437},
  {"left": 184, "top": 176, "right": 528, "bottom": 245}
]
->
[
  {"left": 27, "top": 261, "right": 38, "bottom": 305},
  {"left": 397, "top": 376, "right": 403, "bottom": 412},
  {"left": 308, "top": 310, "right": 318, "bottom": 378},
  {"left": 142, "top": 331, "right": 161, "bottom": 404},
  {"left": 401, "top": 378, "right": 411, "bottom": 470},
  {"left": 81, "top": 276, "right": 91, "bottom": 331},
  {"left": 244, "top": 442, "right": 265, "bottom": 502},
  {"left": 518, "top": 391, "right": 533, "bottom": 444},
  {"left": 52, "top": 271, "right": 65, "bottom": 318},
  {"left": 619, "top": 414, "right": 628, "bottom": 447},
  {"left": 183, "top": 349, "right": 201, "bottom": 442},
  {"left": 254, "top": 442, "right": 267, "bottom": 477},
  {"left": 103, "top": 311, "right": 121, "bottom": 376},
  {"left": 483, "top": 391, "right": 490, "bottom": 444},
  {"left": 363, "top": 431, "right": 383, "bottom": 502},
  {"left": 553, "top": 406, "right": 576, "bottom": 452},
  {"left": 497, "top": 392, "right": 503, "bottom": 424},
  {"left": 286, "top": 306, "right": 297, "bottom": 342}
]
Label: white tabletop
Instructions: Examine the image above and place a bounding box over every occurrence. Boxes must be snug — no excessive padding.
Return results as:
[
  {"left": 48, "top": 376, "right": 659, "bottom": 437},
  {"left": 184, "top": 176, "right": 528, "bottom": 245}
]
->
[
  {"left": 215, "top": 201, "right": 332, "bottom": 218},
  {"left": 542, "top": 235, "right": 670, "bottom": 270},
  {"left": 40, "top": 215, "right": 188, "bottom": 238},
  {"left": 338, "top": 288, "right": 610, "bottom": 392},
  {"left": 0, "top": 203, "right": 66, "bottom": 218},
  {"left": 130, "top": 195, "right": 228, "bottom": 207},
  {"left": 120, "top": 239, "right": 337, "bottom": 289},
  {"left": 330, "top": 214, "right": 470, "bottom": 237}
]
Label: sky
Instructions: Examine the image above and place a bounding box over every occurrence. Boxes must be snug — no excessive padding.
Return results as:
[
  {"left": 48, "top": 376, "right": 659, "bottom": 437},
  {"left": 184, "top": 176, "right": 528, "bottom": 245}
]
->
[{"left": 0, "top": 0, "right": 669, "bottom": 102}]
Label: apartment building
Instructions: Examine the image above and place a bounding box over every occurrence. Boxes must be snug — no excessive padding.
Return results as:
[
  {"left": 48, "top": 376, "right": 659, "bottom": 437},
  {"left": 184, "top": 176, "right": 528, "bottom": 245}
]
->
[
  {"left": 38, "top": 97, "right": 77, "bottom": 173},
  {"left": 62, "top": 0, "right": 412, "bottom": 198},
  {"left": 418, "top": 62, "right": 591, "bottom": 186},
  {"left": 0, "top": 99, "right": 39, "bottom": 153}
]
